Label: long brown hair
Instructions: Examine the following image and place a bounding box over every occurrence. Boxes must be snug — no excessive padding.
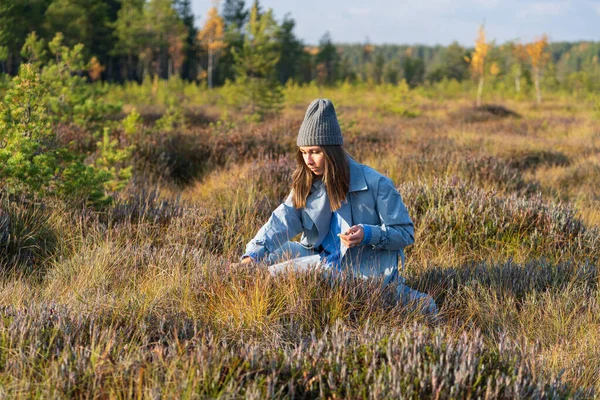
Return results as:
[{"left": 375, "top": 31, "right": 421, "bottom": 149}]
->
[{"left": 291, "top": 145, "right": 350, "bottom": 211}]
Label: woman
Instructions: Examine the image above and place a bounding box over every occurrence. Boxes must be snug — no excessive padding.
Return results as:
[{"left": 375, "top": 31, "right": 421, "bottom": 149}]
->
[{"left": 240, "top": 99, "right": 437, "bottom": 315}]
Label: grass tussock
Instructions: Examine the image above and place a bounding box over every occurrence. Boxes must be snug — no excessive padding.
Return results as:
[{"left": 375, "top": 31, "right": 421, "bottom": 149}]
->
[
  {"left": 403, "top": 180, "right": 599, "bottom": 265},
  {"left": 449, "top": 104, "right": 521, "bottom": 123}
]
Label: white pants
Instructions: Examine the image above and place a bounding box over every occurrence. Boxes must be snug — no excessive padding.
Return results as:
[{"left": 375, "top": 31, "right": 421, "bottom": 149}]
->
[{"left": 266, "top": 242, "right": 438, "bottom": 316}]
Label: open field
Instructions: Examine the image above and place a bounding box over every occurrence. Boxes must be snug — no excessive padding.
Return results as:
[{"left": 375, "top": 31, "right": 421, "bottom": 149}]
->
[{"left": 1, "top": 82, "right": 599, "bottom": 398}]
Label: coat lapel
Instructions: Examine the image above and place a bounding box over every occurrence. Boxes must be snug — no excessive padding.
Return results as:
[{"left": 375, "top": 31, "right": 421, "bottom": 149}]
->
[
  {"left": 340, "top": 158, "right": 369, "bottom": 258},
  {"left": 337, "top": 199, "right": 352, "bottom": 257},
  {"left": 303, "top": 182, "right": 329, "bottom": 244}
]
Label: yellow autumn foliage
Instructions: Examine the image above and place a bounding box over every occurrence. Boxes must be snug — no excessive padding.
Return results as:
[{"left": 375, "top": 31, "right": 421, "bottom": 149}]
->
[
  {"left": 88, "top": 56, "right": 105, "bottom": 81},
  {"left": 468, "top": 25, "right": 489, "bottom": 78},
  {"left": 198, "top": 7, "right": 226, "bottom": 52},
  {"left": 489, "top": 62, "right": 500, "bottom": 77},
  {"left": 526, "top": 34, "right": 549, "bottom": 69},
  {"left": 304, "top": 46, "right": 319, "bottom": 56}
]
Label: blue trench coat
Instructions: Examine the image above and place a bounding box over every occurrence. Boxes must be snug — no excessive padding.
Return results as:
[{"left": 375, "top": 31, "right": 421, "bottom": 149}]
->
[{"left": 244, "top": 157, "right": 415, "bottom": 287}]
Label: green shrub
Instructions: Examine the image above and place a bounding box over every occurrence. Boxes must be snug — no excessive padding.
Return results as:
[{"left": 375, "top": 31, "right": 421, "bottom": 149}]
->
[
  {"left": 154, "top": 103, "right": 187, "bottom": 133},
  {"left": 0, "top": 65, "right": 128, "bottom": 206},
  {"left": 377, "top": 80, "right": 421, "bottom": 118},
  {"left": 0, "top": 65, "right": 107, "bottom": 202},
  {"left": 121, "top": 108, "right": 143, "bottom": 137},
  {"left": 39, "top": 33, "right": 120, "bottom": 131}
]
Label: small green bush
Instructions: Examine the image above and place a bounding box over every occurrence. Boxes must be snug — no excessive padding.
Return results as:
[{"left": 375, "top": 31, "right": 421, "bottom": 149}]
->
[
  {"left": 39, "top": 33, "right": 120, "bottom": 131},
  {"left": 0, "top": 65, "right": 110, "bottom": 204}
]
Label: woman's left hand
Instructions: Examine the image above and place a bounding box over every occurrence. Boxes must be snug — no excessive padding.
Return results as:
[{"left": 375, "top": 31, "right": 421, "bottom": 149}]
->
[{"left": 338, "top": 225, "right": 364, "bottom": 249}]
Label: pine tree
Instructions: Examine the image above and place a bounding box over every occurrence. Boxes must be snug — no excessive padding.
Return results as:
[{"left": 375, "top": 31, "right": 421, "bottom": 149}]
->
[
  {"left": 222, "top": 0, "right": 248, "bottom": 29},
  {"left": 0, "top": 64, "right": 113, "bottom": 204},
  {"left": 174, "top": 0, "right": 199, "bottom": 81},
  {"left": 0, "top": 0, "right": 50, "bottom": 74},
  {"left": 232, "top": 1, "right": 282, "bottom": 119},
  {"left": 275, "top": 14, "right": 304, "bottom": 84},
  {"left": 43, "top": 0, "right": 113, "bottom": 61},
  {"left": 372, "top": 52, "right": 385, "bottom": 84},
  {"left": 0, "top": 1, "right": 17, "bottom": 71},
  {"left": 316, "top": 32, "right": 340, "bottom": 85},
  {"left": 402, "top": 52, "right": 425, "bottom": 88},
  {"left": 113, "top": 0, "right": 145, "bottom": 80},
  {"left": 20, "top": 31, "right": 48, "bottom": 68},
  {"left": 143, "top": 0, "right": 188, "bottom": 78},
  {"left": 427, "top": 42, "right": 469, "bottom": 83}
]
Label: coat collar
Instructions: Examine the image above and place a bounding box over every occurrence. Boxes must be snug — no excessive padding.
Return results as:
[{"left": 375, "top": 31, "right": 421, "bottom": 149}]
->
[
  {"left": 308, "top": 157, "right": 367, "bottom": 194},
  {"left": 348, "top": 157, "right": 368, "bottom": 193}
]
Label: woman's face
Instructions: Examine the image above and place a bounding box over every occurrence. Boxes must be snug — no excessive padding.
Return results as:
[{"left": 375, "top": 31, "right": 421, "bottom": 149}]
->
[{"left": 299, "top": 146, "right": 326, "bottom": 176}]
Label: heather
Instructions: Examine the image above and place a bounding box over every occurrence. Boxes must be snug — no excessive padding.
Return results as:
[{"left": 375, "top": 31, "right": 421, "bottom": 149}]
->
[{"left": 1, "top": 77, "right": 599, "bottom": 397}]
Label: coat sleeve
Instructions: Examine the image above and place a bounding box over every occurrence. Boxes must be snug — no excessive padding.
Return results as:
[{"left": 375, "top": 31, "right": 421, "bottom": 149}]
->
[
  {"left": 243, "top": 191, "right": 304, "bottom": 262},
  {"left": 361, "top": 176, "right": 414, "bottom": 251}
]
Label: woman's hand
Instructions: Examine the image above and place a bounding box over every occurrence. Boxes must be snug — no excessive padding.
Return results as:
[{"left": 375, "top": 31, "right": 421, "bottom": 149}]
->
[
  {"left": 229, "top": 256, "right": 254, "bottom": 270},
  {"left": 338, "top": 225, "right": 364, "bottom": 248}
]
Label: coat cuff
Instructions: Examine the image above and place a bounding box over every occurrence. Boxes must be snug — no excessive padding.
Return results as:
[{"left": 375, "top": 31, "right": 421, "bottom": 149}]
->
[
  {"left": 361, "top": 224, "right": 386, "bottom": 249},
  {"left": 241, "top": 251, "right": 258, "bottom": 262},
  {"left": 244, "top": 241, "right": 268, "bottom": 262},
  {"left": 359, "top": 224, "right": 372, "bottom": 245}
]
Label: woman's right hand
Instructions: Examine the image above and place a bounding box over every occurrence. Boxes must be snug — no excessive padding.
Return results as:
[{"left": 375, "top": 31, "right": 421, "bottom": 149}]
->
[{"left": 240, "top": 256, "right": 253, "bottom": 264}]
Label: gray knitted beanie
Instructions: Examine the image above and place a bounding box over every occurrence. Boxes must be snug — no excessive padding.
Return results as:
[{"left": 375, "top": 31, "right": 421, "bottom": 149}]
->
[{"left": 297, "top": 99, "right": 343, "bottom": 146}]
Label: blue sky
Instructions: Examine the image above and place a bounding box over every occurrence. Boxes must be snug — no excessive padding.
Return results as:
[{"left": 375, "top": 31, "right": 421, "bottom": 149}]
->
[{"left": 190, "top": 0, "right": 599, "bottom": 46}]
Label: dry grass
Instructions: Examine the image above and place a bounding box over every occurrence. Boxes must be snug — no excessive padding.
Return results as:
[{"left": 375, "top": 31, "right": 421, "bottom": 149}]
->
[{"left": 0, "top": 85, "right": 599, "bottom": 397}]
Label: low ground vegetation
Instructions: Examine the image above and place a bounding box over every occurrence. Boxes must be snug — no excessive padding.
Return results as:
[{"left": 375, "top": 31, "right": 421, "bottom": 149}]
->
[{"left": 0, "top": 76, "right": 599, "bottom": 397}]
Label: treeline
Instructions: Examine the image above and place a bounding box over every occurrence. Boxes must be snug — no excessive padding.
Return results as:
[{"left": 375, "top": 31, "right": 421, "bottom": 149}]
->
[
  {"left": 335, "top": 42, "right": 600, "bottom": 85},
  {"left": 0, "top": 0, "right": 309, "bottom": 85},
  {"left": 1, "top": 0, "right": 599, "bottom": 91}
]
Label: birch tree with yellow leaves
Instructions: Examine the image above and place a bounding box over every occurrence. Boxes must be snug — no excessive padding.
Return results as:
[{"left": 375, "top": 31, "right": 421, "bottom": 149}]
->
[
  {"left": 526, "top": 34, "right": 549, "bottom": 105},
  {"left": 198, "top": 3, "right": 226, "bottom": 89},
  {"left": 511, "top": 43, "right": 528, "bottom": 94},
  {"left": 465, "top": 25, "right": 489, "bottom": 107}
]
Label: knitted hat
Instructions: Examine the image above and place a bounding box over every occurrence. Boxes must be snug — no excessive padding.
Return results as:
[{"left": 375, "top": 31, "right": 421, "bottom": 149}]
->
[{"left": 297, "top": 99, "right": 343, "bottom": 146}]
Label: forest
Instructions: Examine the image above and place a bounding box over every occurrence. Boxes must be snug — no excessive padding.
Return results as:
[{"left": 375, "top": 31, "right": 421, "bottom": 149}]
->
[{"left": 1, "top": 0, "right": 600, "bottom": 93}]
